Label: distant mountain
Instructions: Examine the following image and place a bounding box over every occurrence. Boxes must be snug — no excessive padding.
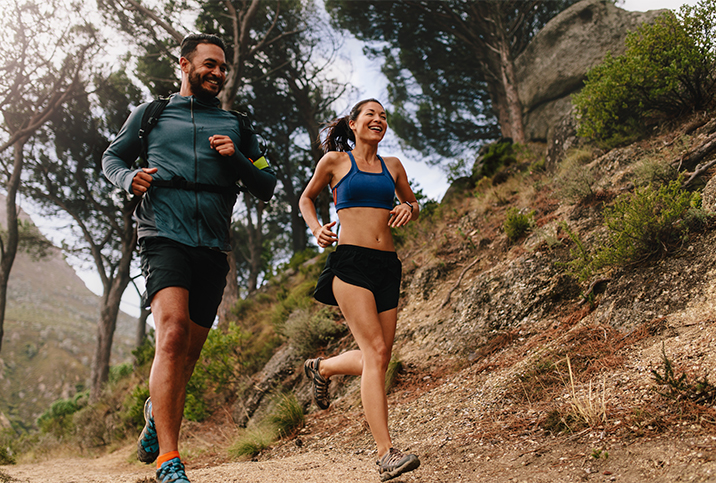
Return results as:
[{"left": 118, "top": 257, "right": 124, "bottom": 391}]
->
[{"left": 0, "top": 197, "right": 135, "bottom": 431}]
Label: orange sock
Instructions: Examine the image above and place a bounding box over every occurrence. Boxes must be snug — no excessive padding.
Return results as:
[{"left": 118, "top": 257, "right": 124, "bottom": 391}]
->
[{"left": 157, "top": 450, "right": 181, "bottom": 469}]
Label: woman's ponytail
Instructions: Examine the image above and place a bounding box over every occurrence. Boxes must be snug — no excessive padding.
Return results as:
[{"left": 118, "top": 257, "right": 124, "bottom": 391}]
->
[{"left": 318, "top": 98, "right": 384, "bottom": 154}]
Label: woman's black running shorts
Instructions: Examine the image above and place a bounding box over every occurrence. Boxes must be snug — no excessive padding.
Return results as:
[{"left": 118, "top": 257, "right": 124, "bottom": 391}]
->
[
  {"left": 139, "top": 236, "right": 229, "bottom": 328},
  {"left": 314, "top": 244, "right": 402, "bottom": 313}
]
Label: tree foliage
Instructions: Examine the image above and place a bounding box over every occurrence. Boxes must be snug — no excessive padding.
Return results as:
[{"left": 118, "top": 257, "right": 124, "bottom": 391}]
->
[
  {"left": 325, "top": 0, "right": 578, "bottom": 160},
  {"left": 573, "top": 1, "right": 716, "bottom": 144}
]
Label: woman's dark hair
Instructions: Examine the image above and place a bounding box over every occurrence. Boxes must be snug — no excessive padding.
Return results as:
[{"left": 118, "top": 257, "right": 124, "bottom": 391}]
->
[
  {"left": 180, "top": 33, "right": 227, "bottom": 61},
  {"left": 320, "top": 98, "right": 384, "bottom": 153}
]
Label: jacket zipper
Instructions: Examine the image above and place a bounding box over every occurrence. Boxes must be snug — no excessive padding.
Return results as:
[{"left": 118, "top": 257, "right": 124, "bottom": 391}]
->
[{"left": 191, "top": 97, "right": 202, "bottom": 245}]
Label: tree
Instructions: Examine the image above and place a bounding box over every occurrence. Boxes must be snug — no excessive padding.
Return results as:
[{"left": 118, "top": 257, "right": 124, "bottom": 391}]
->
[
  {"left": 325, "top": 0, "right": 578, "bottom": 158},
  {"left": 0, "top": 0, "right": 97, "bottom": 352},
  {"left": 23, "top": 70, "right": 145, "bottom": 399}
]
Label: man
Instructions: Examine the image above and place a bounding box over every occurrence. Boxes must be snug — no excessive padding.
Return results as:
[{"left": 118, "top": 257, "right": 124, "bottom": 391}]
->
[{"left": 102, "top": 33, "right": 276, "bottom": 483}]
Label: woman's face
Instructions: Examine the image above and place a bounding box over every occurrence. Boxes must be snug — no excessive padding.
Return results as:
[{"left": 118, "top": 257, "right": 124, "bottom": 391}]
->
[{"left": 350, "top": 101, "right": 387, "bottom": 144}]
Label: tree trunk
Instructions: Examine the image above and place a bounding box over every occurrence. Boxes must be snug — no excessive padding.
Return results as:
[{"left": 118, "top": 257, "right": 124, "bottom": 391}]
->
[
  {"left": 89, "top": 198, "right": 138, "bottom": 401},
  {"left": 217, "top": 250, "right": 240, "bottom": 329},
  {"left": 243, "top": 194, "right": 265, "bottom": 294},
  {"left": 135, "top": 307, "right": 151, "bottom": 348},
  {"left": 497, "top": 35, "right": 525, "bottom": 144},
  {"left": 0, "top": 141, "right": 25, "bottom": 353}
]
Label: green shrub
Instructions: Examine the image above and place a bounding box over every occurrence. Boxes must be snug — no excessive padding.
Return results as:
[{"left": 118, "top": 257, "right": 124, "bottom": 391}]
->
[
  {"left": 566, "top": 178, "right": 704, "bottom": 280},
  {"left": 281, "top": 308, "right": 347, "bottom": 358},
  {"left": 108, "top": 362, "right": 133, "bottom": 384},
  {"left": 271, "top": 280, "right": 316, "bottom": 329},
  {"left": 132, "top": 330, "right": 155, "bottom": 369},
  {"left": 574, "top": 3, "right": 716, "bottom": 144},
  {"left": 124, "top": 384, "right": 150, "bottom": 431},
  {"left": 228, "top": 426, "right": 274, "bottom": 459},
  {"left": 185, "top": 323, "right": 251, "bottom": 421},
  {"left": 36, "top": 392, "right": 88, "bottom": 439},
  {"left": 652, "top": 344, "right": 716, "bottom": 405},
  {"left": 268, "top": 393, "right": 304, "bottom": 438},
  {"left": 474, "top": 140, "right": 517, "bottom": 179},
  {"left": 555, "top": 149, "right": 597, "bottom": 202},
  {"left": 503, "top": 207, "right": 535, "bottom": 242}
]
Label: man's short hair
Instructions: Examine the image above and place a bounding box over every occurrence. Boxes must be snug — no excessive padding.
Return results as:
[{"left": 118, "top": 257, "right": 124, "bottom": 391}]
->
[{"left": 180, "top": 33, "right": 227, "bottom": 60}]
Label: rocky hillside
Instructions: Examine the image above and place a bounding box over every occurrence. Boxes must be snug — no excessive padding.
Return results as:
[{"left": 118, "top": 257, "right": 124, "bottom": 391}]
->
[
  {"left": 0, "top": 199, "right": 135, "bottom": 431},
  {"left": 223, "top": 116, "right": 716, "bottom": 483}
]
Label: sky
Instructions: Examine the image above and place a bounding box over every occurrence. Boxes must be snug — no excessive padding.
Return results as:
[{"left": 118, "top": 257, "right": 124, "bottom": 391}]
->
[{"left": 23, "top": 0, "right": 703, "bottom": 318}]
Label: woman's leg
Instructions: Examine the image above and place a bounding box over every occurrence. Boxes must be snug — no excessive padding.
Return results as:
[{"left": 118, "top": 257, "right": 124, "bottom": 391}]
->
[{"left": 331, "top": 277, "right": 397, "bottom": 457}]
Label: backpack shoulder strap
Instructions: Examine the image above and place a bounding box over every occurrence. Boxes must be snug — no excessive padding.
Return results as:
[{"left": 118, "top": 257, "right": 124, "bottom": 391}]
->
[
  {"left": 137, "top": 97, "right": 171, "bottom": 166},
  {"left": 229, "top": 110, "right": 267, "bottom": 158}
]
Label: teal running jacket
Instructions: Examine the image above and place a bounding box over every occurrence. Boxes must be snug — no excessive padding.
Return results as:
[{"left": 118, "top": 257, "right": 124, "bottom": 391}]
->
[{"left": 102, "top": 94, "right": 276, "bottom": 251}]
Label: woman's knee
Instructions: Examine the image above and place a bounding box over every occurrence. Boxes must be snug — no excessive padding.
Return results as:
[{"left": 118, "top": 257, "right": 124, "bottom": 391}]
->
[{"left": 363, "top": 344, "right": 391, "bottom": 372}]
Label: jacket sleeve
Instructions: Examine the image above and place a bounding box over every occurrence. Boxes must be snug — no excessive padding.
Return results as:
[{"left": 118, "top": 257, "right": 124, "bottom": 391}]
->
[
  {"left": 233, "top": 130, "right": 277, "bottom": 202},
  {"left": 102, "top": 104, "right": 148, "bottom": 194}
]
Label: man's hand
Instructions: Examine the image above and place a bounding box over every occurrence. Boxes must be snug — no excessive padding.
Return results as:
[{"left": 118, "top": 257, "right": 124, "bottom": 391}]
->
[
  {"left": 313, "top": 221, "right": 338, "bottom": 248},
  {"left": 209, "top": 135, "right": 235, "bottom": 157},
  {"left": 132, "top": 167, "right": 158, "bottom": 196}
]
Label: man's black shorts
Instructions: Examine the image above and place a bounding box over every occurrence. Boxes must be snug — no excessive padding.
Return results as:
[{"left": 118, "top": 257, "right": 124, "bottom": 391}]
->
[
  {"left": 314, "top": 244, "right": 402, "bottom": 313},
  {"left": 139, "top": 236, "right": 229, "bottom": 328}
]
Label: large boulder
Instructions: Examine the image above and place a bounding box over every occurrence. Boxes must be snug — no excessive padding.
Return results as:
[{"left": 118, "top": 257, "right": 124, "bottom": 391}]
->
[{"left": 515, "top": 0, "right": 666, "bottom": 143}]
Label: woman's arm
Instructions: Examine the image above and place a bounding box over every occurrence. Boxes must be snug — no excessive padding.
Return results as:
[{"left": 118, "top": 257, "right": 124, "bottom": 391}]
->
[
  {"left": 387, "top": 157, "right": 420, "bottom": 227},
  {"left": 299, "top": 152, "right": 340, "bottom": 248}
]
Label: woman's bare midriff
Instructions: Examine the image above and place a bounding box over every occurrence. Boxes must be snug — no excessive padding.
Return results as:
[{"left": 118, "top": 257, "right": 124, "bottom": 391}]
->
[{"left": 336, "top": 207, "right": 395, "bottom": 251}]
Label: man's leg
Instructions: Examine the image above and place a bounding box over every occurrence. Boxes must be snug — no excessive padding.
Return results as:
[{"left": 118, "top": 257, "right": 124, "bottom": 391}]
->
[{"left": 149, "top": 286, "right": 210, "bottom": 456}]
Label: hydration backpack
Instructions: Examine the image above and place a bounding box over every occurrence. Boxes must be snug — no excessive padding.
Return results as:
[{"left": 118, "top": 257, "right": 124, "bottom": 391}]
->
[{"left": 137, "top": 97, "right": 271, "bottom": 195}]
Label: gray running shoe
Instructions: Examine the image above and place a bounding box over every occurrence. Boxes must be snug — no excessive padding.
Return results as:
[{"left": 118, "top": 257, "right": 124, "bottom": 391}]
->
[
  {"left": 377, "top": 448, "right": 420, "bottom": 481},
  {"left": 304, "top": 358, "right": 331, "bottom": 409},
  {"left": 137, "top": 397, "right": 159, "bottom": 463}
]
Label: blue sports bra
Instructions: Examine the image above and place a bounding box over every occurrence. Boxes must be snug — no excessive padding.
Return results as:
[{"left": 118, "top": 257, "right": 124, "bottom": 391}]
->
[{"left": 332, "top": 152, "right": 396, "bottom": 211}]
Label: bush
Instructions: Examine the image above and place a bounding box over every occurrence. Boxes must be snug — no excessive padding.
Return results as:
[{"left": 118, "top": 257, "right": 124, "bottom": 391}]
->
[
  {"left": 566, "top": 178, "right": 704, "bottom": 280},
  {"left": 36, "top": 392, "right": 88, "bottom": 439},
  {"left": 574, "top": 3, "right": 716, "bottom": 144},
  {"left": 185, "top": 323, "right": 251, "bottom": 421},
  {"left": 555, "top": 148, "right": 597, "bottom": 202},
  {"left": 268, "top": 393, "right": 304, "bottom": 438},
  {"left": 281, "top": 308, "right": 347, "bottom": 358},
  {"left": 503, "top": 207, "right": 535, "bottom": 242},
  {"left": 228, "top": 426, "right": 274, "bottom": 459},
  {"left": 473, "top": 140, "right": 517, "bottom": 179}
]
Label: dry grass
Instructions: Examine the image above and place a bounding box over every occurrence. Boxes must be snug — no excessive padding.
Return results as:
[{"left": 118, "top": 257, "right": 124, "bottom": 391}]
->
[{"left": 566, "top": 355, "right": 607, "bottom": 428}]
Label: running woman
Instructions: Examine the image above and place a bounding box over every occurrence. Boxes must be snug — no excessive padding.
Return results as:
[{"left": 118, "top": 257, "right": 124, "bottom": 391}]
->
[{"left": 299, "top": 99, "right": 421, "bottom": 482}]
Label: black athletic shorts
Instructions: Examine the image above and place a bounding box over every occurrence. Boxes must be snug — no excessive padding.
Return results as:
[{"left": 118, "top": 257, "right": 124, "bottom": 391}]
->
[
  {"left": 139, "top": 236, "right": 229, "bottom": 328},
  {"left": 314, "top": 244, "right": 402, "bottom": 313}
]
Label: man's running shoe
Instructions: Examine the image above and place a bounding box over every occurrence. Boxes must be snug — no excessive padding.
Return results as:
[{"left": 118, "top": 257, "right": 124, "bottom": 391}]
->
[
  {"left": 376, "top": 448, "right": 420, "bottom": 481},
  {"left": 138, "top": 397, "right": 159, "bottom": 464},
  {"left": 304, "top": 358, "right": 331, "bottom": 409},
  {"left": 156, "top": 456, "right": 190, "bottom": 483}
]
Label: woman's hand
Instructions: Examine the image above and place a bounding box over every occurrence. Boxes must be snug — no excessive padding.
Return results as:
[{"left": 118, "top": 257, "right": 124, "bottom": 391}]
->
[
  {"left": 313, "top": 221, "right": 338, "bottom": 248},
  {"left": 388, "top": 203, "right": 413, "bottom": 228}
]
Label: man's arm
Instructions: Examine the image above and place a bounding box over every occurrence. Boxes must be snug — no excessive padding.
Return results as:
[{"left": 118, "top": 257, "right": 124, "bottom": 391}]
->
[
  {"left": 209, "top": 133, "right": 277, "bottom": 202},
  {"left": 102, "top": 104, "right": 147, "bottom": 194}
]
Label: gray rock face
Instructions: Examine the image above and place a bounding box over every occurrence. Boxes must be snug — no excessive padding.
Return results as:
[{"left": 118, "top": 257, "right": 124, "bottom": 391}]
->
[{"left": 515, "top": 0, "right": 666, "bottom": 143}]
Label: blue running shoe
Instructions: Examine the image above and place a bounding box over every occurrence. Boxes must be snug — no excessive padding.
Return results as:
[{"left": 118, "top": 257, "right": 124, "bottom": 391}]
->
[
  {"left": 156, "top": 456, "right": 190, "bottom": 483},
  {"left": 138, "top": 397, "right": 159, "bottom": 464}
]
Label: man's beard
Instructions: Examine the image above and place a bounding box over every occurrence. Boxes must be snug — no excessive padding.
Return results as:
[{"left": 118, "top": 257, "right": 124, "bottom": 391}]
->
[{"left": 188, "top": 67, "right": 223, "bottom": 100}]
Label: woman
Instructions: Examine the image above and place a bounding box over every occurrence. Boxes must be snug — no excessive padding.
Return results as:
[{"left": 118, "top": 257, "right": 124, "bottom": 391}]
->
[{"left": 298, "top": 99, "right": 421, "bottom": 482}]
